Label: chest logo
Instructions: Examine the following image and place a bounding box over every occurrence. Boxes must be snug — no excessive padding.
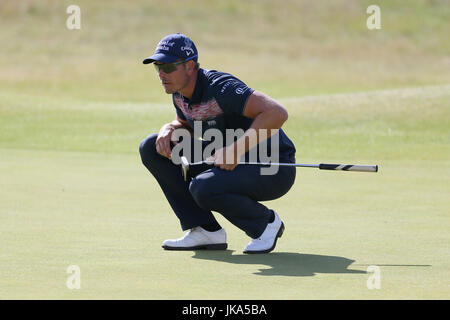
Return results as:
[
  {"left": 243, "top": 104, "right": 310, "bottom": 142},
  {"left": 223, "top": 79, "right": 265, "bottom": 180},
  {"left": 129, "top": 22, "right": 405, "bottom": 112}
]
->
[{"left": 175, "top": 96, "right": 223, "bottom": 121}]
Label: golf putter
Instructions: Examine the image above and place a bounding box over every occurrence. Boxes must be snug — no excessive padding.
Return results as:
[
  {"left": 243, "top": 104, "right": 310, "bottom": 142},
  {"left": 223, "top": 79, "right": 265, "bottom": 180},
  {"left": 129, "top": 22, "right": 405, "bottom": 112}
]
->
[{"left": 180, "top": 156, "right": 378, "bottom": 181}]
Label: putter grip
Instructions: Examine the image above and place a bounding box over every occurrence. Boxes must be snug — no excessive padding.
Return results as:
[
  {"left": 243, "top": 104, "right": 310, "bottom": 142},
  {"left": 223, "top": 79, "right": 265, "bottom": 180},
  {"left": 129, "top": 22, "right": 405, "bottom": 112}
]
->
[{"left": 319, "top": 163, "right": 378, "bottom": 172}]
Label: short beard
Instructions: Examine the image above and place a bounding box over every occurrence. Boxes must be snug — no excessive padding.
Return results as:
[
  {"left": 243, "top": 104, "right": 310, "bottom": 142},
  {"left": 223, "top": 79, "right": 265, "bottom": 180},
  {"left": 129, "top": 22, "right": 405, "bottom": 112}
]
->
[{"left": 170, "top": 73, "right": 190, "bottom": 95}]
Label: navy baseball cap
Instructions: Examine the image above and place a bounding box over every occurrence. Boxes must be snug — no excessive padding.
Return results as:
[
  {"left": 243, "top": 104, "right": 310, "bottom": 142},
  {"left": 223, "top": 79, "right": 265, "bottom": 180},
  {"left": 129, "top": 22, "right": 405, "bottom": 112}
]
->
[{"left": 143, "top": 33, "right": 198, "bottom": 64}]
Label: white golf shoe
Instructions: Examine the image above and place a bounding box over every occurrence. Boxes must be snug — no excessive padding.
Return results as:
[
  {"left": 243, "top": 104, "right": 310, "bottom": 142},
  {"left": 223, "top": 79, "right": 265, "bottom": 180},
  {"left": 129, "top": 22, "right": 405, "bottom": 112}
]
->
[
  {"left": 162, "top": 227, "right": 227, "bottom": 250},
  {"left": 243, "top": 211, "right": 285, "bottom": 254}
]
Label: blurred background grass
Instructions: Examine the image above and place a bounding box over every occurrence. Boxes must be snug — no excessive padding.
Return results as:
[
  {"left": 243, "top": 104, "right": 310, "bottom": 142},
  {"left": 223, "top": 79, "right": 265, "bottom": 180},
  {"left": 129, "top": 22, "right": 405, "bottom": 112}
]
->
[
  {"left": 1, "top": 0, "right": 449, "bottom": 157},
  {"left": 0, "top": 0, "right": 449, "bottom": 103}
]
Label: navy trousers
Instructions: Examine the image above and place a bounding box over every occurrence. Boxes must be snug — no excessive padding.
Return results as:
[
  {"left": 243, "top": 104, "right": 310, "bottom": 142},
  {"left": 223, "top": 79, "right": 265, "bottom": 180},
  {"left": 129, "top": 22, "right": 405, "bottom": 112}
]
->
[{"left": 139, "top": 133, "right": 296, "bottom": 239}]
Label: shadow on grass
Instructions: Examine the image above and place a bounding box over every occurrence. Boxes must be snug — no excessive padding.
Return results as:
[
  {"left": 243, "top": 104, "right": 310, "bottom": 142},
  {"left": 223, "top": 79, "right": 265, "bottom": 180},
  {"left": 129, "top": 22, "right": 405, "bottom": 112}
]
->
[{"left": 192, "top": 250, "right": 366, "bottom": 277}]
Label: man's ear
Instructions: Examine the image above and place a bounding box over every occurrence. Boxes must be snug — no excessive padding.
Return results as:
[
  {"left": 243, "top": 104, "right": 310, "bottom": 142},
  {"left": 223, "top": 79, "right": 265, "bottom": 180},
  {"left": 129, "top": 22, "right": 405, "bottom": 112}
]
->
[{"left": 186, "top": 60, "right": 196, "bottom": 73}]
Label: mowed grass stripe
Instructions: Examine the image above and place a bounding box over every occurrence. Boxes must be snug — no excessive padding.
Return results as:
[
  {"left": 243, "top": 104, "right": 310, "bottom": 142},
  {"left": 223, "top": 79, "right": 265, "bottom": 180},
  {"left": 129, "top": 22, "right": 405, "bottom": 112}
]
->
[{"left": 0, "top": 84, "right": 449, "bottom": 160}]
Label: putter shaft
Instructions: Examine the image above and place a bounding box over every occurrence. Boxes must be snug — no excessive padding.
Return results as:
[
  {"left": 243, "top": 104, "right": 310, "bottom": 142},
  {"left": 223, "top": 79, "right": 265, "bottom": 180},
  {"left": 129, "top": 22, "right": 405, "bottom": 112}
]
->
[{"left": 190, "top": 160, "right": 377, "bottom": 172}]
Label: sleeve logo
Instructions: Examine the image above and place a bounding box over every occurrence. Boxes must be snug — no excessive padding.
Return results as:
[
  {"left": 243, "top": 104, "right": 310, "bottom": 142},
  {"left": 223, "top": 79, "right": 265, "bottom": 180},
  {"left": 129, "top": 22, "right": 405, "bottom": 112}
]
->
[{"left": 235, "top": 87, "right": 245, "bottom": 95}]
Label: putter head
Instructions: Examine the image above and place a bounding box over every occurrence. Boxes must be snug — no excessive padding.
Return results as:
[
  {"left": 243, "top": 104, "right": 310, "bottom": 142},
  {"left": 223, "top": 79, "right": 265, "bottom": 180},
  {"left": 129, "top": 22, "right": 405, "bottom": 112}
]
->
[{"left": 181, "top": 156, "right": 190, "bottom": 182}]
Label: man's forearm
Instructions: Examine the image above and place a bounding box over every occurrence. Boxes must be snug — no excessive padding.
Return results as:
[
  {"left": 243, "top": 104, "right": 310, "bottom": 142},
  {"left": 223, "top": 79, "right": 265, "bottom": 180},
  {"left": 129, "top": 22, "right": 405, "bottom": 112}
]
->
[
  {"left": 163, "top": 119, "right": 193, "bottom": 133},
  {"left": 230, "top": 109, "right": 287, "bottom": 160}
]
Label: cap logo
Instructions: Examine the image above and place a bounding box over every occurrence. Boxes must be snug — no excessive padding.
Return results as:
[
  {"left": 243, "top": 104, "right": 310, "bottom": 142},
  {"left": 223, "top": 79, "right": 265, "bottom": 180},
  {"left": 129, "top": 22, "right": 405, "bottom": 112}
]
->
[
  {"left": 181, "top": 38, "right": 195, "bottom": 56},
  {"left": 157, "top": 40, "right": 175, "bottom": 52}
]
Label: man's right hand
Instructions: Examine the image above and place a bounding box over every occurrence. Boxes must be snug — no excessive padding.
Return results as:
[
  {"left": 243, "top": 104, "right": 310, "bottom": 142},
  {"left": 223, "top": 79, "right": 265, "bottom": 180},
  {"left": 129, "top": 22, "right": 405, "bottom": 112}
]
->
[{"left": 156, "top": 123, "right": 176, "bottom": 159}]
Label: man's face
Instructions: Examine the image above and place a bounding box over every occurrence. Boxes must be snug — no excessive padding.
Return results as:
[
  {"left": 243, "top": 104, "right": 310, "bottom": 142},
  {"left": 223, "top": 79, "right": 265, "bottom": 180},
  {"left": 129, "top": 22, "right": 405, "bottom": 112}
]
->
[{"left": 154, "top": 61, "right": 190, "bottom": 94}]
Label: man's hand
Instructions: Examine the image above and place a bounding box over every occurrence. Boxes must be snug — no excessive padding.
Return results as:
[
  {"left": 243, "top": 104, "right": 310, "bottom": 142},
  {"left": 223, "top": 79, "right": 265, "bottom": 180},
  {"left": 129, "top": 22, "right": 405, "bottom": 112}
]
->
[
  {"left": 206, "top": 145, "right": 241, "bottom": 171},
  {"left": 156, "top": 123, "right": 176, "bottom": 159},
  {"left": 156, "top": 118, "right": 192, "bottom": 160}
]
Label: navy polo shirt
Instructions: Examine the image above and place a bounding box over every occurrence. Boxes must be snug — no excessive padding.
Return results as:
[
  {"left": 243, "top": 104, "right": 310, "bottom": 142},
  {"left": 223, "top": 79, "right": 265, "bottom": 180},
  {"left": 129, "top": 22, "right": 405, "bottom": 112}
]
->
[{"left": 172, "top": 68, "right": 296, "bottom": 161}]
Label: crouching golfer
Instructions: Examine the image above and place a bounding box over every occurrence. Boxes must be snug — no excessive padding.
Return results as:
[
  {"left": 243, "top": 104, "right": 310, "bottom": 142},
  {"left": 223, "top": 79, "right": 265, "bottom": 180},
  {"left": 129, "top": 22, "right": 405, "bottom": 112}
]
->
[{"left": 139, "top": 33, "right": 296, "bottom": 253}]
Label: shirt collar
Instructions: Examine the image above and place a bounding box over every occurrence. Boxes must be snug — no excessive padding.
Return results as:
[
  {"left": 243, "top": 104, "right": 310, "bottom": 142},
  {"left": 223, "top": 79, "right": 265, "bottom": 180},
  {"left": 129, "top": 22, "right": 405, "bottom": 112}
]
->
[{"left": 186, "top": 68, "right": 205, "bottom": 105}]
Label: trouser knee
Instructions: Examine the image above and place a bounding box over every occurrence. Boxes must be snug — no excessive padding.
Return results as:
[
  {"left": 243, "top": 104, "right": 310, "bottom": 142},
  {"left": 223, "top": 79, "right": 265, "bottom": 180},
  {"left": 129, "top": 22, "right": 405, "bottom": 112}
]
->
[
  {"left": 139, "top": 133, "right": 159, "bottom": 169},
  {"left": 189, "top": 178, "right": 216, "bottom": 210}
]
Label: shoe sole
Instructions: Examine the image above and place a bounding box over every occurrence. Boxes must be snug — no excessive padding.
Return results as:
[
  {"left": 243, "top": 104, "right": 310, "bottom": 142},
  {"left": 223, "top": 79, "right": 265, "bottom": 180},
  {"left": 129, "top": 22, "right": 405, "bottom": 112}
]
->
[
  {"left": 162, "top": 243, "right": 228, "bottom": 251},
  {"left": 243, "top": 222, "right": 285, "bottom": 254}
]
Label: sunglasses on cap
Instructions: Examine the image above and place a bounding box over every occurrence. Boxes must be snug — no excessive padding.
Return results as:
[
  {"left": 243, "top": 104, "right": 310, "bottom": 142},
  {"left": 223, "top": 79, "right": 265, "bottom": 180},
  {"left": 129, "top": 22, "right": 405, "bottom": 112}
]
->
[{"left": 154, "top": 55, "right": 197, "bottom": 74}]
